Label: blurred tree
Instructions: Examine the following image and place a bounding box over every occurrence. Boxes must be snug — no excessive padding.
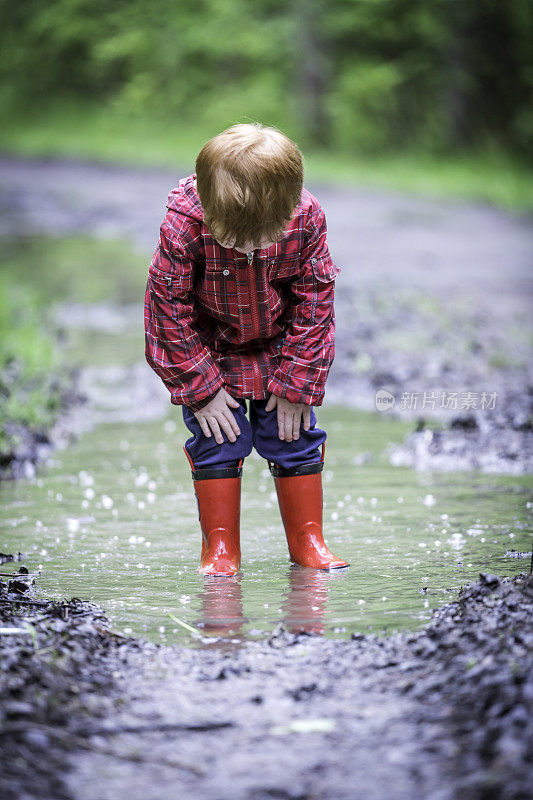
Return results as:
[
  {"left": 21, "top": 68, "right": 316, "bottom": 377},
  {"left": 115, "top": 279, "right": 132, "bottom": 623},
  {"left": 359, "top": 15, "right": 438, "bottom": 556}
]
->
[
  {"left": 0, "top": 0, "right": 531, "bottom": 158},
  {"left": 291, "top": 0, "right": 332, "bottom": 148}
]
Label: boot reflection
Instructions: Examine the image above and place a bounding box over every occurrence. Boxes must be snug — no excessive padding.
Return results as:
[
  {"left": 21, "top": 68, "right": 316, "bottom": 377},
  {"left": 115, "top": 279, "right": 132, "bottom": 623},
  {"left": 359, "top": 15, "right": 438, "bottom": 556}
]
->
[
  {"left": 197, "top": 573, "right": 246, "bottom": 638},
  {"left": 281, "top": 564, "right": 332, "bottom": 635}
]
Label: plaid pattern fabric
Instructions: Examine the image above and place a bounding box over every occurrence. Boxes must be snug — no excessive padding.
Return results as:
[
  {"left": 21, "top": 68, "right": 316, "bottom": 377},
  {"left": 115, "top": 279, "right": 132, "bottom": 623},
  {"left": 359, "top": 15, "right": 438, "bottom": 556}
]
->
[{"left": 144, "top": 173, "right": 341, "bottom": 413}]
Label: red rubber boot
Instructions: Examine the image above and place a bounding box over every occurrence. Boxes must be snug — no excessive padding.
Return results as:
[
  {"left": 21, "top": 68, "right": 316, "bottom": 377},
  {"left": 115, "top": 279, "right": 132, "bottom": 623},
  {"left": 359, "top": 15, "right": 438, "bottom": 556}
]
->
[
  {"left": 184, "top": 447, "right": 243, "bottom": 577},
  {"left": 268, "top": 444, "right": 349, "bottom": 571}
]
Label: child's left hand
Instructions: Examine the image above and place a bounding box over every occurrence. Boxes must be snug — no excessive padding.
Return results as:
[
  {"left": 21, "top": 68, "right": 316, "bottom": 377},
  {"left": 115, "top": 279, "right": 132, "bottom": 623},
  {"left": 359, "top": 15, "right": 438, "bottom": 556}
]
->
[{"left": 265, "top": 393, "right": 312, "bottom": 442}]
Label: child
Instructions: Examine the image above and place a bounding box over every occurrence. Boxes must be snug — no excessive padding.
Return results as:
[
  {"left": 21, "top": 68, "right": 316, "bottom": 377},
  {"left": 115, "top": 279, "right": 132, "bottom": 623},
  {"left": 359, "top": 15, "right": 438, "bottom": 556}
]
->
[{"left": 144, "top": 122, "right": 349, "bottom": 576}]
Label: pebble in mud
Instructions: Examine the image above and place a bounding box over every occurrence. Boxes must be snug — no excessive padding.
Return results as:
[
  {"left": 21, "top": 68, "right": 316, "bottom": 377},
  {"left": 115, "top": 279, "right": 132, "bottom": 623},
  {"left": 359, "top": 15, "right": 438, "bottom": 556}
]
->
[{"left": 1, "top": 569, "right": 532, "bottom": 800}]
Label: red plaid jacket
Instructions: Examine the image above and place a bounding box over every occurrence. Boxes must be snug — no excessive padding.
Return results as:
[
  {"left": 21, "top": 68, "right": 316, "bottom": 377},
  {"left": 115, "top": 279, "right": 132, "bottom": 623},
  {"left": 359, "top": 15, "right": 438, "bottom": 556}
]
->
[{"left": 144, "top": 173, "right": 341, "bottom": 413}]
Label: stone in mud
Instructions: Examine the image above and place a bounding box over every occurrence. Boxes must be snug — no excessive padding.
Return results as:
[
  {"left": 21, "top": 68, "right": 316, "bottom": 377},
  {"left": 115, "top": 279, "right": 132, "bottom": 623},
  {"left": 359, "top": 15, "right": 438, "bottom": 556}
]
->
[
  {"left": 450, "top": 413, "right": 478, "bottom": 430},
  {"left": 7, "top": 578, "right": 34, "bottom": 594},
  {"left": 4, "top": 700, "right": 36, "bottom": 717},
  {"left": 24, "top": 728, "right": 51, "bottom": 748},
  {"left": 268, "top": 622, "right": 317, "bottom": 648},
  {"left": 477, "top": 572, "right": 501, "bottom": 589}
]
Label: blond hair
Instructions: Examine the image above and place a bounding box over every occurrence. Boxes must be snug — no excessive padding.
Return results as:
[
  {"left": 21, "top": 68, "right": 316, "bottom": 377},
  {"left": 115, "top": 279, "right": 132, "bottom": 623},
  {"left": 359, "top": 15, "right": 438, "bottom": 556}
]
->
[{"left": 195, "top": 122, "right": 304, "bottom": 250}]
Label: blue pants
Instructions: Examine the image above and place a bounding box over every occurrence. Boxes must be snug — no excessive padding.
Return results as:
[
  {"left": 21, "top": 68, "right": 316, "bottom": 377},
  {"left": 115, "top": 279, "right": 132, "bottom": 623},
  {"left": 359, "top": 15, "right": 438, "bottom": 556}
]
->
[{"left": 182, "top": 398, "right": 326, "bottom": 470}]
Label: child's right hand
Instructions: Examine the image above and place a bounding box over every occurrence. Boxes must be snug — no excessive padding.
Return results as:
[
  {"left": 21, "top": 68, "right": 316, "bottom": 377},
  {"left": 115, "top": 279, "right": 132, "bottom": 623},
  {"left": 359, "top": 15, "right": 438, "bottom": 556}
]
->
[{"left": 193, "top": 387, "right": 242, "bottom": 444}]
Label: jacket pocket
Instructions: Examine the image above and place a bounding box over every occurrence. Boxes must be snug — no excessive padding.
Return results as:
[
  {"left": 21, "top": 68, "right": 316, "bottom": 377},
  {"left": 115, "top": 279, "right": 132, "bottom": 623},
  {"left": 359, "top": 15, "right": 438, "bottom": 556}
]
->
[
  {"left": 149, "top": 265, "right": 194, "bottom": 300},
  {"left": 310, "top": 256, "right": 341, "bottom": 283},
  {"left": 268, "top": 254, "right": 299, "bottom": 282}
]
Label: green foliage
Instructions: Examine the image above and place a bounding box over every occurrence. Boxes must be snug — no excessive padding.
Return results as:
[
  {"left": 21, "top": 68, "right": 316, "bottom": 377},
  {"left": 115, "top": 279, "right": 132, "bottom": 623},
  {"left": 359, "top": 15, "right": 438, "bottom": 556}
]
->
[
  {"left": 0, "top": 235, "right": 148, "bottom": 306},
  {"left": 0, "top": 272, "right": 65, "bottom": 457},
  {"left": 329, "top": 61, "right": 403, "bottom": 152},
  {"left": 0, "top": 234, "right": 148, "bottom": 460},
  {"left": 1, "top": 0, "right": 532, "bottom": 158},
  {"left": 0, "top": 274, "right": 58, "bottom": 378}
]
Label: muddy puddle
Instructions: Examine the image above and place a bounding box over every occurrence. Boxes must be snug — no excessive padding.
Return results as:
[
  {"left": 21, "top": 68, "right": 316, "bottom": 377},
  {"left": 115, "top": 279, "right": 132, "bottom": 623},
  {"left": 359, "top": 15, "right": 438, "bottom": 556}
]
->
[
  {"left": 1, "top": 160, "right": 531, "bottom": 646},
  {"left": 1, "top": 160, "right": 533, "bottom": 799},
  {"left": 2, "top": 400, "right": 531, "bottom": 647}
]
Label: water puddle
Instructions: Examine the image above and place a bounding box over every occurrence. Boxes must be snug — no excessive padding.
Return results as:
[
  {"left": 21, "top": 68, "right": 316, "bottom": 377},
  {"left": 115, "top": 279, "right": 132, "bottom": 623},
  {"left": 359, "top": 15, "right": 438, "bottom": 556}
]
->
[{"left": 2, "top": 406, "right": 531, "bottom": 648}]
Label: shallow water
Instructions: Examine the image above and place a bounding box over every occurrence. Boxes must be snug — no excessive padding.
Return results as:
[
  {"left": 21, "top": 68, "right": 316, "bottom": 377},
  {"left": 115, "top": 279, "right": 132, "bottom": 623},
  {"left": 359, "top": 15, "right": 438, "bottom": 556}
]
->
[
  {"left": 2, "top": 297, "right": 532, "bottom": 648},
  {"left": 2, "top": 404, "right": 531, "bottom": 648}
]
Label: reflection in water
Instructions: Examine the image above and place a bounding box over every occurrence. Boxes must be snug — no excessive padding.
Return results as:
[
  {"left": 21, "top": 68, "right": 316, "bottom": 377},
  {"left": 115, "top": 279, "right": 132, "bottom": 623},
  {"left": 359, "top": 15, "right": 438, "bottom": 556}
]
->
[
  {"left": 196, "top": 574, "right": 247, "bottom": 639},
  {"left": 281, "top": 565, "right": 333, "bottom": 635},
  {"left": 195, "top": 564, "right": 351, "bottom": 643},
  {"left": 1, "top": 409, "right": 531, "bottom": 646}
]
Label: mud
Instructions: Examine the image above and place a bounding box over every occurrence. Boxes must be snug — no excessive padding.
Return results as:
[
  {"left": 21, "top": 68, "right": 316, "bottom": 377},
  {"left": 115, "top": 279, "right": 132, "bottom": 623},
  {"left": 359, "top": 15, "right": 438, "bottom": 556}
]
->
[
  {"left": 2, "top": 158, "right": 532, "bottom": 799},
  {"left": 1, "top": 566, "right": 531, "bottom": 800},
  {"left": 329, "top": 284, "right": 533, "bottom": 475}
]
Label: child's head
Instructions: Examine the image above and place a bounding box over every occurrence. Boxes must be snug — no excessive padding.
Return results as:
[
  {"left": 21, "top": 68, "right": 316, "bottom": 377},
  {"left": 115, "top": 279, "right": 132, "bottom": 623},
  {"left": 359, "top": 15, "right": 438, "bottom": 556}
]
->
[{"left": 195, "top": 122, "right": 304, "bottom": 251}]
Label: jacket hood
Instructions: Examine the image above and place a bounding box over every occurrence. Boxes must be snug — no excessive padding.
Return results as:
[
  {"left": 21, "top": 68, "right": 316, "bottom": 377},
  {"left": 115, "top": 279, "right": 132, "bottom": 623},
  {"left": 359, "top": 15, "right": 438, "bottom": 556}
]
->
[{"left": 166, "top": 173, "right": 204, "bottom": 221}]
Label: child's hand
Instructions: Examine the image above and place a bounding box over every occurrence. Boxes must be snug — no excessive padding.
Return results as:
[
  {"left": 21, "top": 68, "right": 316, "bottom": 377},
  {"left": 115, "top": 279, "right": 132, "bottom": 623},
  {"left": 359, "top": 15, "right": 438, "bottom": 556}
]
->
[
  {"left": 265, "top": 393, "right": 312, "bottom": 442},
  {"left": 194, "top": 387, "right": 242, "bottom": 444}
]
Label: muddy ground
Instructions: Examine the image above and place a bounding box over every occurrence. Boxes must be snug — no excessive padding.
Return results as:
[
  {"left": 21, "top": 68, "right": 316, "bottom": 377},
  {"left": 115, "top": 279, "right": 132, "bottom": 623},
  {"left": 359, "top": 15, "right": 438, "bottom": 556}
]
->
[
  {"left": 1, "top": 159, "right": 532, "bottom": 799},
  {"left": 1, "top": 561, "right": 532, "bottom": 800},
  {"left": 0, "top": 156, "right": 532, "bottom": 479}
]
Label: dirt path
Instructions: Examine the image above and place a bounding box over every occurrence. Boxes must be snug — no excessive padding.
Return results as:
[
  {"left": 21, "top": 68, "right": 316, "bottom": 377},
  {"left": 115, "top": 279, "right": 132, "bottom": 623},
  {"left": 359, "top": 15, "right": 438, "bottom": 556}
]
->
[
  {"left": 1, "top": 159, "right": 532, "bottom": 798},
  {"left": 1, "top": 155, "right": 532, "bottom": 303},
  {"left": 1, "top": 155, "right": 532, "bottom": 474},
  {"left": 2, "top": 570, "right": 531, "bottom": 800}
]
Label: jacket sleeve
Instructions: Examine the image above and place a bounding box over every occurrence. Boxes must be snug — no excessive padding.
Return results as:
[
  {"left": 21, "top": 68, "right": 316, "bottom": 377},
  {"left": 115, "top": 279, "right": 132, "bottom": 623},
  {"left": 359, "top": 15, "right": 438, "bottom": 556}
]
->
[
  {"left": 266, "top": 205, "right": 341, "bottom": 407},
  {"left": 144, "top": 221, "right": 225, "bottom": 412}
]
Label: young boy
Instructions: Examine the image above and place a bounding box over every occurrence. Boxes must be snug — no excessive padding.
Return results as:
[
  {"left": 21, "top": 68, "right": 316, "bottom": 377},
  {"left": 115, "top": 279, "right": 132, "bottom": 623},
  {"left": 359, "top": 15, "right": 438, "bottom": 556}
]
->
[{"left": 144, "top": 122, "right": 349, "bottom": 576}]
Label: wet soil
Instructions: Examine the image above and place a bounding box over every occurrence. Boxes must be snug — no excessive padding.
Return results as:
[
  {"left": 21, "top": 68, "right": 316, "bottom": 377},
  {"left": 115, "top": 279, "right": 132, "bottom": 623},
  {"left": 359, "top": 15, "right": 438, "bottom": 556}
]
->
[
  {"left": 2, "top": 159, "right": 532, "bottom": 799},
  {"left": 1, "top": 564, "right": 531, "bottom": 800},
  {"left": 0, "top": 156, "right": 532, "bottom": 478}
]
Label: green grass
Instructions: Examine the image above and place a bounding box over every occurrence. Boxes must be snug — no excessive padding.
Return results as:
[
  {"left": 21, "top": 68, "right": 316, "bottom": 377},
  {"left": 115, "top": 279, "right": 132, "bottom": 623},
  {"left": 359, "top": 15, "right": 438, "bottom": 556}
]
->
[
  {"left": 0, "top": 234, "right": 148, "bottom": 306},
  {"left": 0, "top": 273, "right": 67, "bottom": 458},
  {"left": 1, "top": 102, "right": 532, "bottom": 213},
  {"left": 0, "top": 234, "right": 147, "bottom": 462}
]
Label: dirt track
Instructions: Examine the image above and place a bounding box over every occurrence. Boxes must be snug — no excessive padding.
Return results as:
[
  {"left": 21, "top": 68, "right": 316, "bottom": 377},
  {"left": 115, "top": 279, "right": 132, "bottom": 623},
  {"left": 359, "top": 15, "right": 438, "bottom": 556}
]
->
[
  {"left": 1, "top": 568, "right": 532, "bottom": 800},
  {"left": 1, "top": 155, "right": 532, "bottom": 474},
  {"left": 1, "top": 158, "right": 532, "bottom": 798},
  {"left": 0, "top": 155, "right": 531, "bottom": 298}
]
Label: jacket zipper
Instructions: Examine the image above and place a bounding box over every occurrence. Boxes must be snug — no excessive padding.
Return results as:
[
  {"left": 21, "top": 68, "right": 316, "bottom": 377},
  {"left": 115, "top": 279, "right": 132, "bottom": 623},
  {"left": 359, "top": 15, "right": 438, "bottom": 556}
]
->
[
  {"left": 246, "top": 251, "right": 263, "bottom": 398},
  {"left": 246, "top": 251, "right": 261, "bottom": 339}
]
